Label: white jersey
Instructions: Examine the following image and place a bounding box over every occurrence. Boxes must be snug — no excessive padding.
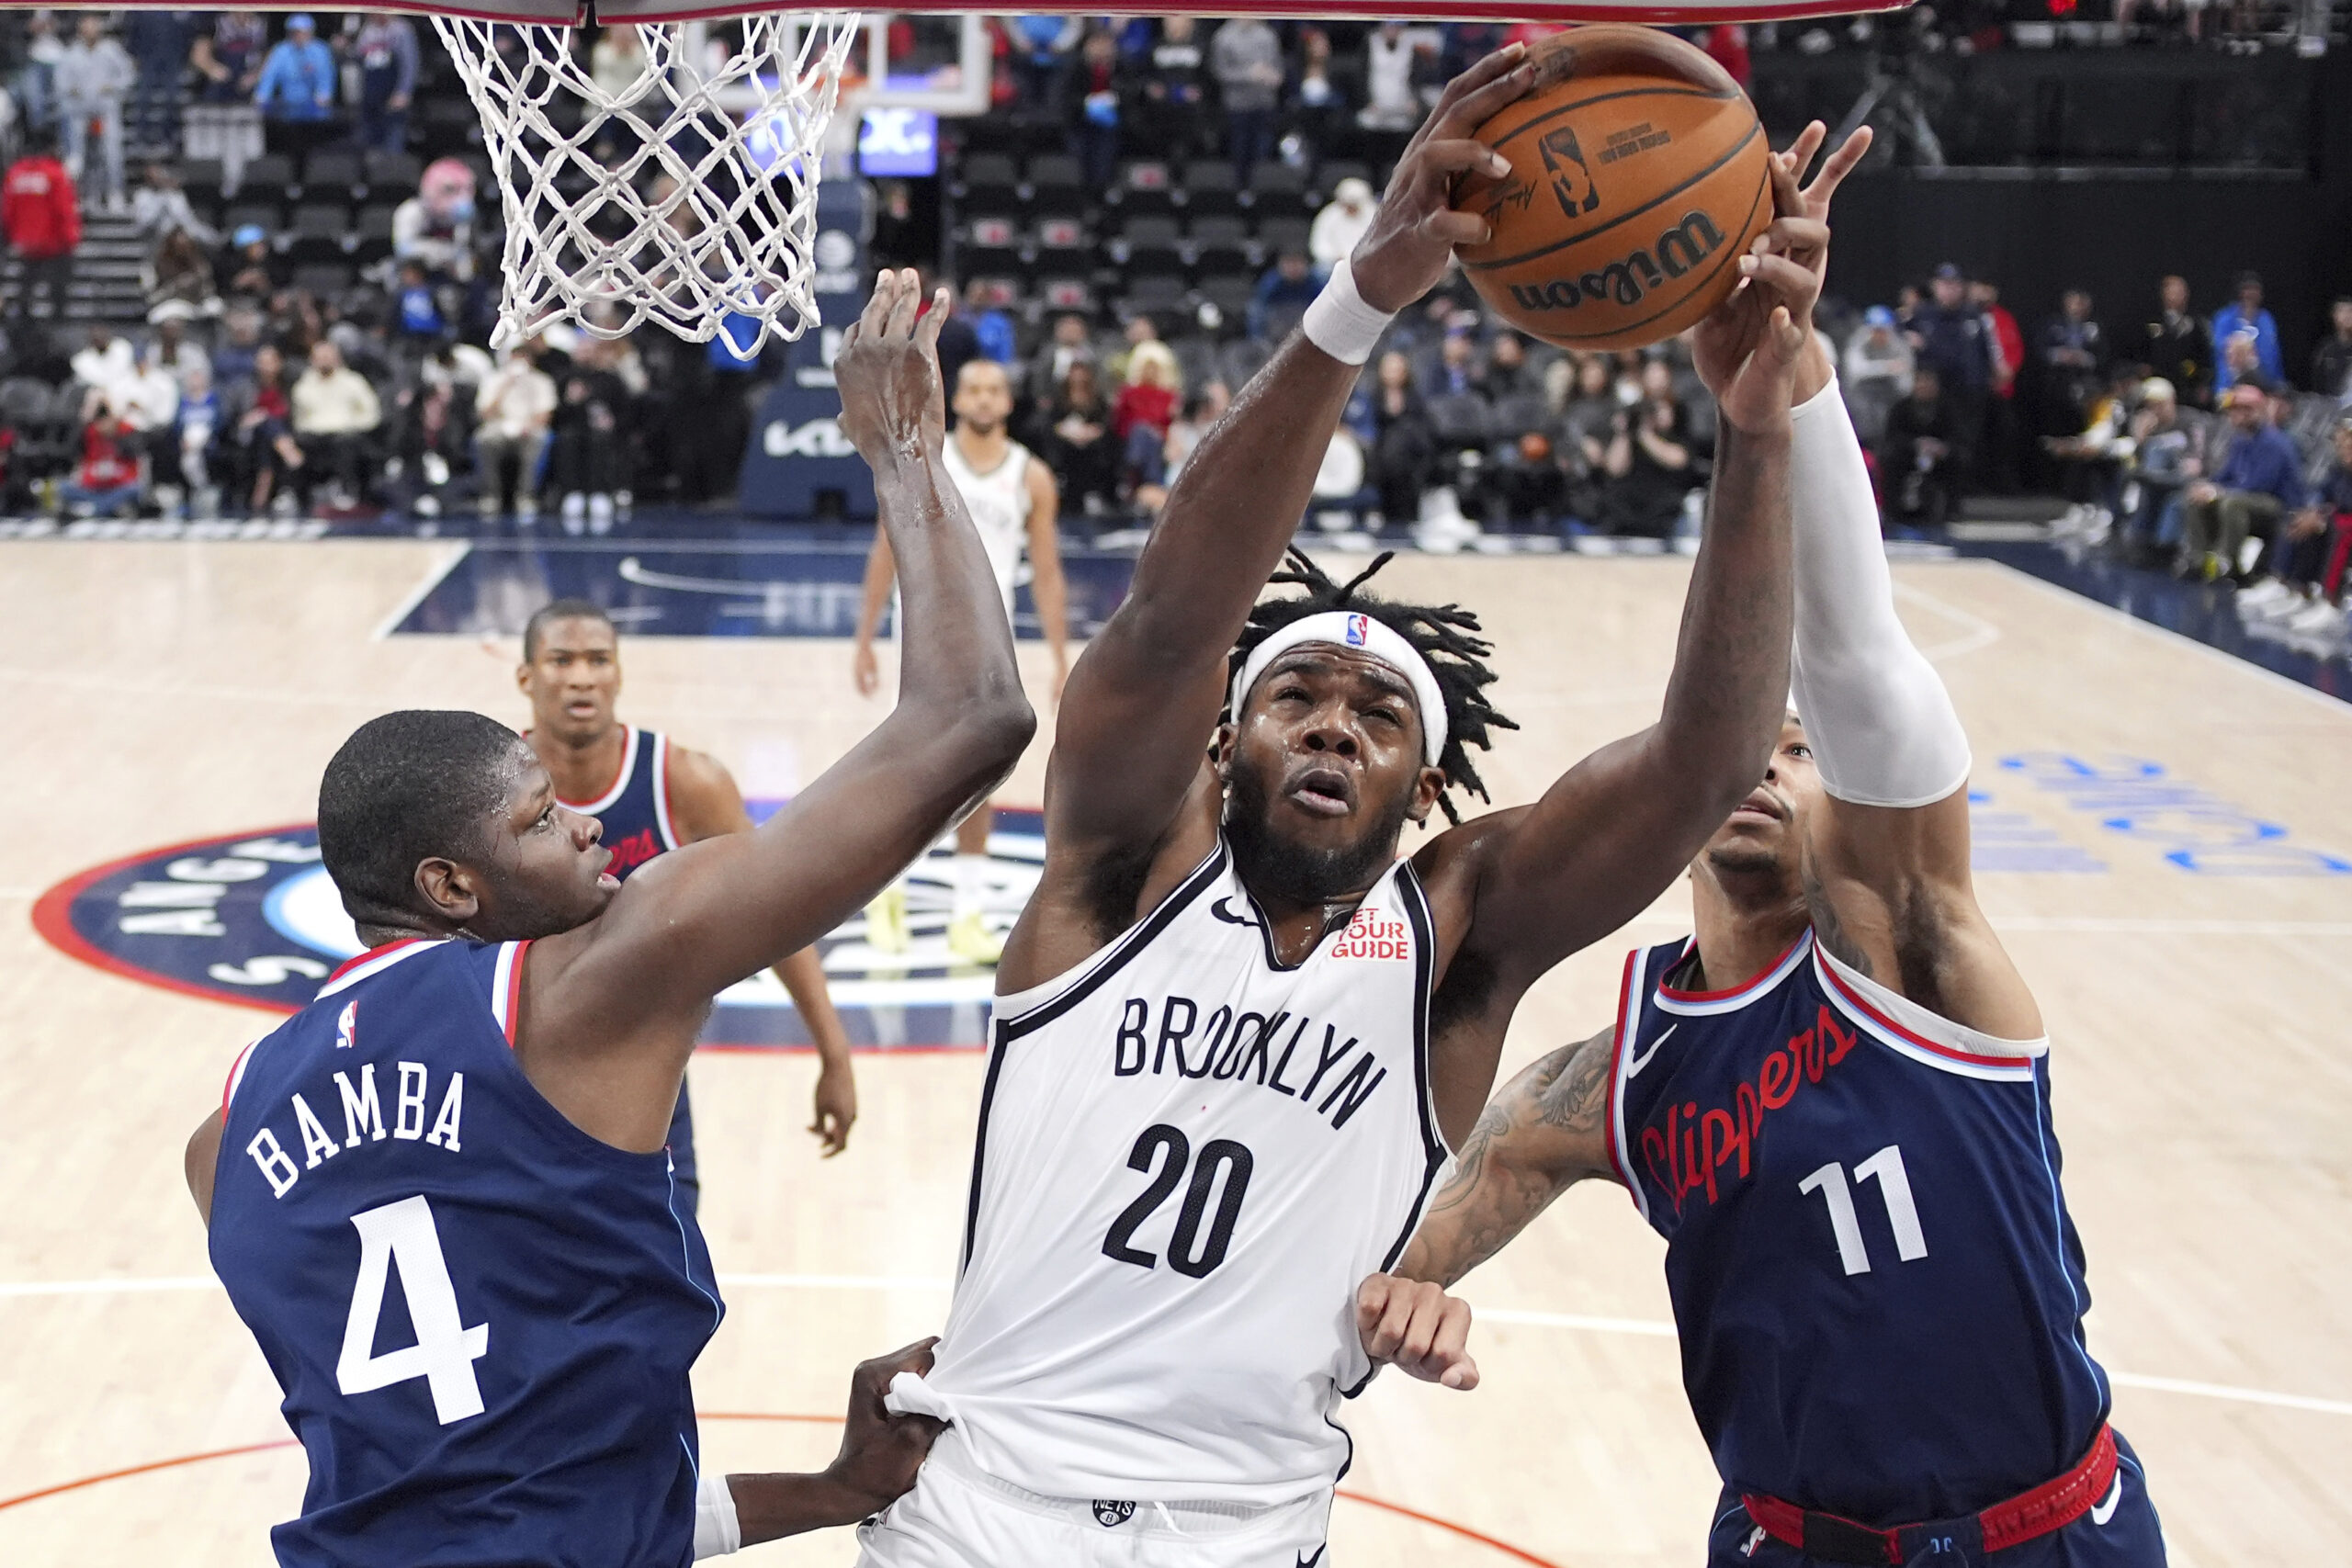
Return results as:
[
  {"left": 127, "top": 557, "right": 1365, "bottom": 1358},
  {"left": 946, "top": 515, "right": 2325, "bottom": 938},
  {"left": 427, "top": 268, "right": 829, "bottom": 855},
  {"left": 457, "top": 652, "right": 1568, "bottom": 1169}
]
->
[
  {"left": 941, "top": 434, "right": 1034, "bottom": 616},
  {"left": 922, "top": 840, "right": 1451, "bottom": 1506}
]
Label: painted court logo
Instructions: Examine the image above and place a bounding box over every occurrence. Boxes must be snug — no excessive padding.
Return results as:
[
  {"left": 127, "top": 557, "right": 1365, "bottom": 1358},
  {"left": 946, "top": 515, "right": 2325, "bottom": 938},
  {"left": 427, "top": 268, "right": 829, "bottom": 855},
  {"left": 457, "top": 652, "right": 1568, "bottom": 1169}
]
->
[{"left": 35, "top": 814, "right": 1051, "bottom": 1050}]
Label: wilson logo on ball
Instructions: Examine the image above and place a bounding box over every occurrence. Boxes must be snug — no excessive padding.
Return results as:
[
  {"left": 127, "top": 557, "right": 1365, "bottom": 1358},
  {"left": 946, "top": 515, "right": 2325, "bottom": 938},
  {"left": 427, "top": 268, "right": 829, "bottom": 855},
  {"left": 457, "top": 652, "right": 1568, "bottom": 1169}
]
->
[{"left": 1504, "top": 210, "right": 1727, "bottom": 314}]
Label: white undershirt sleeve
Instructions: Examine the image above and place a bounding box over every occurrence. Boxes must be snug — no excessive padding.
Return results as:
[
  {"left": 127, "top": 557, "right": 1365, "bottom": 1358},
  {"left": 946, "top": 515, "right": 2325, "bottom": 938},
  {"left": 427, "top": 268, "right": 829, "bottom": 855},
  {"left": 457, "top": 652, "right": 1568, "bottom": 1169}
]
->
[
  {"left": 694, "top": 1472, "right": 741, "bottom": 1559},
  {"left": 1787, "top": 377, "right": 1973, "bottom": 809}
]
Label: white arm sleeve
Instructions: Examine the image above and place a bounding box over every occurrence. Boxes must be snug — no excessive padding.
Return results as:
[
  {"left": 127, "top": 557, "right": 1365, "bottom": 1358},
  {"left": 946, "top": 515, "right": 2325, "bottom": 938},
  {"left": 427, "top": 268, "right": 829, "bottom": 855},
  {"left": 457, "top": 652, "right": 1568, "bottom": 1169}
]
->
[
  {"left": 1788, "top": 378, "right": 1973, "bottom": 809},
  {"left": 694, "top": 1472, "right": 741, "bottom": 1559}
]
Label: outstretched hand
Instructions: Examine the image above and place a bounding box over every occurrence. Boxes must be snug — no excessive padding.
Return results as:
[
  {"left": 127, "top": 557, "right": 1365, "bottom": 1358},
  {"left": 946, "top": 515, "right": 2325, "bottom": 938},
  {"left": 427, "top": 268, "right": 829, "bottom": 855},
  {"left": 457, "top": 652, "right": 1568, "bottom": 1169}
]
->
[
  {"left": 1357, "top": 1274, "right": 1479, "bottom": 1391},
  {"left": 1347, "top": 45, "right": 1536, "bottom": 315},
  {"left": 835, "top": 268, "right": 948, "bottom": 467},
  {"left": 1692, "top": 122, "right": 1871, "bottom": 433}
]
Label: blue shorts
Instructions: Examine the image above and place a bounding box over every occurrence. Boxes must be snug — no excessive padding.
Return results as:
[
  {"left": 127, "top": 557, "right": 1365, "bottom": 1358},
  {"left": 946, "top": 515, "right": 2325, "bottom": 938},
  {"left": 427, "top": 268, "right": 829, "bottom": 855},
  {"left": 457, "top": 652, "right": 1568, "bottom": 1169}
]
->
[{"left": 1707, "top": 1430, "right": 2165, "bottom": 1568}]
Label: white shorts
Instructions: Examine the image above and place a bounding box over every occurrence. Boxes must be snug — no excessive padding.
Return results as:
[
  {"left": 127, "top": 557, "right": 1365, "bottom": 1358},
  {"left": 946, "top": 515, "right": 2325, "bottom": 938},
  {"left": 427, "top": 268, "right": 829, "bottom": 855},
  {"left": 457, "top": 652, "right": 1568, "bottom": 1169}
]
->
[{"left": 854, "top": 1428, "right": 1336, "bottom": 1568}]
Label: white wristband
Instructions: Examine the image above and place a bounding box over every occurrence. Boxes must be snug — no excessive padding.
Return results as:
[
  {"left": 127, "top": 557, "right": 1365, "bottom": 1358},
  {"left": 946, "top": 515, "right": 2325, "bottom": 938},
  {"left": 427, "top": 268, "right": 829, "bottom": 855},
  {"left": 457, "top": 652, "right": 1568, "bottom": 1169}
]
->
[
  {"left": 1301, "top": 256, "right": 1396, "bottom": 367},
  {"left": 694, "top": 1472, "right": 742, "bottom": 1559}
]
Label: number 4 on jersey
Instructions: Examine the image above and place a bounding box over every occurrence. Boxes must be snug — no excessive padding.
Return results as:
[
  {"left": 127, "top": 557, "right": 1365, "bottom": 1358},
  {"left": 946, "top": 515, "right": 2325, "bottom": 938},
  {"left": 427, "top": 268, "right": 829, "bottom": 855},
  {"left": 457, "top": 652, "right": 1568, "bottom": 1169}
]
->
[
  {"left": 1798, "top": 1145, "right": 1928, "bottom": 1277},
  {"left": 337, "top": 1195, "right": 491, "bottom": 1424}
]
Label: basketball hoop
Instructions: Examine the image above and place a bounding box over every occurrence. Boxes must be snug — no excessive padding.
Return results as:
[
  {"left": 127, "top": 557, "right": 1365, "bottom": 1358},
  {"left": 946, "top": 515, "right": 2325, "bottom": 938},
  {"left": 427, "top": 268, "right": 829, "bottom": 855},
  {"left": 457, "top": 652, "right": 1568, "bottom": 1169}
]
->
[{"left": 434, "top": 13, "right": 858, "bottom": 353}]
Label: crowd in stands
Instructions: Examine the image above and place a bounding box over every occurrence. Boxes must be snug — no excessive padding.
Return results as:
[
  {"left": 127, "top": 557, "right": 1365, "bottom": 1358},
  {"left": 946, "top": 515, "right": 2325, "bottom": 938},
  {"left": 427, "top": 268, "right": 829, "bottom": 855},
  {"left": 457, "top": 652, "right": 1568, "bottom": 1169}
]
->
[{"left": 0, "top": 5, "right": 2344, "bottom": 641}]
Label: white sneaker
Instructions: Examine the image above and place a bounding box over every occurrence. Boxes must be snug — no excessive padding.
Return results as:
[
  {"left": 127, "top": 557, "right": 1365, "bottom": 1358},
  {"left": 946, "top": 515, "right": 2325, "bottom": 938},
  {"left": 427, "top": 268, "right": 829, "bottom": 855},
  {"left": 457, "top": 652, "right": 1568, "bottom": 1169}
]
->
[
  {"left": 2282, "top": 599, "right": 2346, "bottom": 636},
  {"left": 560, "top": 491, "right": 586, "bottom": 536},
  {"left": 516, "top": 497, "right": 539, "bottom": 524},
  {"left": 2235, "top": 579, "right": 2291, "bottom": 616},
  {"left": 587, "top": 493, "right": 615, "bottom": 535}
]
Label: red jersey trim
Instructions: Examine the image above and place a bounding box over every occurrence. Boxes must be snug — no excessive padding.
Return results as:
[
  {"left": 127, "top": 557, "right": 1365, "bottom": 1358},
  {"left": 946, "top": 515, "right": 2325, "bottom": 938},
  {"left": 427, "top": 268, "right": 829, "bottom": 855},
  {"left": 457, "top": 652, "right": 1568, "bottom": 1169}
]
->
[
  {"left": 1602, "top": 947, "right": 1649, "bottom": 1221},
  {"left": 1814, "top": 949, "right": 2042, "bottom": 1076},
  {"left": 491, "top": 940, "right": 532, "bottom": 1046},
  {"left": 651, "top": 733, "right": 683, "bottom": 852},
  {"left": 316, "top": 938, "right": 440, "bottom": 998},
  {"left": 323, "top": 938, "right": 421, "bottom": 987},
  {"left": 551, "top": 725, "right": 639, "bottom": 814},
  {"left": 1657, "top": 932, "right": 1809, "bottom": 1004},
  {"left": 220, "top": 1042, "right": 259, "bottom": 1119}
]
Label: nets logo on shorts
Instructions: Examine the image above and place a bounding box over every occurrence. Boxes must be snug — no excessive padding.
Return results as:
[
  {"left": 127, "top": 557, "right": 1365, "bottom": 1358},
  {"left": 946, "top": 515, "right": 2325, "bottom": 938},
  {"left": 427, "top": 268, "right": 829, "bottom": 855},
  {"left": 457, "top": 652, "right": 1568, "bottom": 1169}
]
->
[{"left": 33, "top": 814, "right": 1049, "bottom": 1050}]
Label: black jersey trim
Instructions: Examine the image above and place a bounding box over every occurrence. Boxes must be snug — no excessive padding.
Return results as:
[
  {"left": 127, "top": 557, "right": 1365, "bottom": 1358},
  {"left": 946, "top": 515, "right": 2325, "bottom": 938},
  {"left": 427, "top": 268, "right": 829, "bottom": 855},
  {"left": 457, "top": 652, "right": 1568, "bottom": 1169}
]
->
[
  {"left": 993, "top": 840, "right": 1229, "bottom": 1043},
  {"left": 1368, "top": 863, "right": 1447, "bottom": 1296},
  {"left": 958, "top": 1018, "right": 1013, "bottom": 1274}
]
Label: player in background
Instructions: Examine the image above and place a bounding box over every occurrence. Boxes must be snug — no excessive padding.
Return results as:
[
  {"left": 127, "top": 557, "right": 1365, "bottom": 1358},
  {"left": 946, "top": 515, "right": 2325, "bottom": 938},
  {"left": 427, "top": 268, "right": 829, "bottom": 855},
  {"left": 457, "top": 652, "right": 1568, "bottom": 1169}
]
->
[
  {"left": 852, "top": 356, "right": 1066, "bottom": 965},
  {"left": 1362, "top": 129, "right": 2167, "bottom": 1568},
  {"left": 518, "top": 599, "right": 862, "bottom": 1194},
  {"left": 858, "top": 48, "right": 1821, "bottom": 1567},
  {"left": 183, "top": 272, "right": 1030, "bottom": 1568}
]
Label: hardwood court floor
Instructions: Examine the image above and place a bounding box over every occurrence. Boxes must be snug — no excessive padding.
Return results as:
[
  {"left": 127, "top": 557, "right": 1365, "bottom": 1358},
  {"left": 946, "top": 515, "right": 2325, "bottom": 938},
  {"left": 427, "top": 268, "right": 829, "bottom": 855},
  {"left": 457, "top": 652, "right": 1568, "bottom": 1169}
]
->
[{"left": 1, "top": 539, "right": 2346, "bottom": 1566}]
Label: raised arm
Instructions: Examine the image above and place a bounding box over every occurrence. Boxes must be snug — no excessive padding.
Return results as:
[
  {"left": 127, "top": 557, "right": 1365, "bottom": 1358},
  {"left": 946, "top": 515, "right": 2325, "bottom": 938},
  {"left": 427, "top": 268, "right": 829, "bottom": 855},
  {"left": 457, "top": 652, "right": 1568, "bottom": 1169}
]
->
[
  {"left": 1023, "top": 457, "right": 1068, "bottom": 700},
  {"left": 1396, "top": 1023, "right": 1620, "bottom": 1288},
  {"left": 1430, "top": 142, "right": 1834, "bottom": 1009},
  {"left": 851, "top": 531, "right": 894, "bottom": 698},
  {"left": 1430, "top": 131, "right": 1864, "bottom": 1010},
  {"left": 1779, "top": 259, "right": 2037, "bottom": 1037},
  {"left": 523, "top": 273, "right": 1034, "bottom": 1143},
  {"left": 1039, "top": 49, "right": 1537, "bottom": 863}
]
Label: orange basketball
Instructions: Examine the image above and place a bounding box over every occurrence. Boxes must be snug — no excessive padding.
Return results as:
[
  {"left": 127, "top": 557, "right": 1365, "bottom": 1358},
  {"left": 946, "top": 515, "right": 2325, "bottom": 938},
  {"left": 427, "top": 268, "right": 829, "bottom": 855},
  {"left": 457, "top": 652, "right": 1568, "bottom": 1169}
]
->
[{"left": 1454, "top": 27, "right": 1771, "bottom": 352}]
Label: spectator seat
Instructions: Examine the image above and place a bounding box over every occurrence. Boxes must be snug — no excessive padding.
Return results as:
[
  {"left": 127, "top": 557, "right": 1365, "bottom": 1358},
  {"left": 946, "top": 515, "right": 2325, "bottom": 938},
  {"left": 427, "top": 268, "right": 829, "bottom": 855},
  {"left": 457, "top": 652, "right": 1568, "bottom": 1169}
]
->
[
  {"left": 1255, "top": 216, "right": 1312, "bottom": 260},
  {"left": 956, "top": 152, "right": 1020, "bottom": 202},
  {"left": 1180, "top": 160, "right": 1239, "bottom": 216},
  {"left": 364, "top": 150, "right": 424, "bottom": 190},
  {"left": 304, "top": 151, "right": 363, "bottom": 192}
]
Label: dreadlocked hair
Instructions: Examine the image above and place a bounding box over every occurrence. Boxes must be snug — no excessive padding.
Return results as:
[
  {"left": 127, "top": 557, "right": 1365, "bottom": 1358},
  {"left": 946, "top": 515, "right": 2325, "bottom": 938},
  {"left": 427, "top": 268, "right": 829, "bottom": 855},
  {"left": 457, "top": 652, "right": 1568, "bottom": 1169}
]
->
[{"left": 1226, "top": 548, "right": 1517, "bottom": 825}]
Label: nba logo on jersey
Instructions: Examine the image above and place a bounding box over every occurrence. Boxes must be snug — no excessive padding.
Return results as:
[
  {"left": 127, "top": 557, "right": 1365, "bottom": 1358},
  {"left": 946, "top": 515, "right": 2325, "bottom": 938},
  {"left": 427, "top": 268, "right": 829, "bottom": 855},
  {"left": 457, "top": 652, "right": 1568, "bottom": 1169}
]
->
[
  {"left": 1329, "top": 904, "right": 1410, "bottom": 962},
  {"left": 1344, "top": 613, "right": 1371, "bottom": 647},
  {"left": 334, "top": 999, "right": 357, "bottom": 1050}
]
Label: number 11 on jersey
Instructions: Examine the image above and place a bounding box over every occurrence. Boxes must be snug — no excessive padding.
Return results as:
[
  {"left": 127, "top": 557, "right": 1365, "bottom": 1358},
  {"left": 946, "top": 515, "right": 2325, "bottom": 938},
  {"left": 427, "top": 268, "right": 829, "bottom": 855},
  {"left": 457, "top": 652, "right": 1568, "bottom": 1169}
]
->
[{"left": 1798, "top": 1145, "right": 1928, "bottom": 1277}]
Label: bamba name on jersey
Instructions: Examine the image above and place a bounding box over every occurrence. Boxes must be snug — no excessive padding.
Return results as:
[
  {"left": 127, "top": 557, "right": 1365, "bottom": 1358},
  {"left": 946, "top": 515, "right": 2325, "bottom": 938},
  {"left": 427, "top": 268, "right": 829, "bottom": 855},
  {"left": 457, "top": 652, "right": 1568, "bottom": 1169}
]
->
[
  {"left": 243, "top": 1059, "right": 466, "bottom": 1199},
  {"left": 1111, "top": 994, "right": 1388, "bottom": 1131}
]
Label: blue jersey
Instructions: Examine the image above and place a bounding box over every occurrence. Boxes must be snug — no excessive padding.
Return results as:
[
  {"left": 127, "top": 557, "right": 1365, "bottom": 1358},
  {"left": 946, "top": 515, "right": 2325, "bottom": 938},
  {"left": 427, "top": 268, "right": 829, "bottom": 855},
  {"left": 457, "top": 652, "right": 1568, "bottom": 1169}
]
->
[
  {"left": 209, "top": 938, "right": 723, "bottom": 1568},
  {"left": 1603, "top": 931, "right": 2111, "bottom": 1526},
  {"left": 554, "top": 724, "right": 683, "bottom": 882},
  {"left": 544, "top": 723, "right": 706, "bottom": 1198}
]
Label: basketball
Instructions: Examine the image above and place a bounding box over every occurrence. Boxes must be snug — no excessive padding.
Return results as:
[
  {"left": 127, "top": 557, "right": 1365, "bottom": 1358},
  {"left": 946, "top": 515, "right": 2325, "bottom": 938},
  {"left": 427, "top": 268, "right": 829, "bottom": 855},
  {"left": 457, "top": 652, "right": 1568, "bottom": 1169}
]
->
[{"left": 1454, "top": 26, "right": 1772, "bottom": 352}]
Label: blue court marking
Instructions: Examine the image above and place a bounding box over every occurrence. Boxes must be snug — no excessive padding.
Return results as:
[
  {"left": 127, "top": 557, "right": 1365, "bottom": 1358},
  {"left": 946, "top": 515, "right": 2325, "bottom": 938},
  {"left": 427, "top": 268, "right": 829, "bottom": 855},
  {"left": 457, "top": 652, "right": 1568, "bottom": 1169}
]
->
[
  {"left": 1966, "top": 788, "right": 2109, "bottom": 874},
  {"left": 1998, "top": 753, "right": 2352, "bottom": 875},
  {"left": 389, "top": 531, "right": 1137, "bottom": 641}
]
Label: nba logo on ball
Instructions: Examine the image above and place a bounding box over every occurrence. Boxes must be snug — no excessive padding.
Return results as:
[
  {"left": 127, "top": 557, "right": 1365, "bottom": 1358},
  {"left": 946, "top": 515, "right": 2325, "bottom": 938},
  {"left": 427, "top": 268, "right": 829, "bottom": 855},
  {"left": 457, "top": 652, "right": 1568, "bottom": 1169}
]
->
[
  {"left": 1455, "top": 26, "right": 1770, "bottom": 352},
  {"left": 1345, "top": 614, "right": 1370, "bottom": 647}
]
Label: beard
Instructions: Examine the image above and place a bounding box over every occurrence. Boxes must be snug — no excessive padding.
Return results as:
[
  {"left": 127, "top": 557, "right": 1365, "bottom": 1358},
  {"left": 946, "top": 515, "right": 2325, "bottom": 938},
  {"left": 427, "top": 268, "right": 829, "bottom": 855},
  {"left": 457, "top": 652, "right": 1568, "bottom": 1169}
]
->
[{"left": 1224, "top": 761, "right": 1414, "bottom": 908}]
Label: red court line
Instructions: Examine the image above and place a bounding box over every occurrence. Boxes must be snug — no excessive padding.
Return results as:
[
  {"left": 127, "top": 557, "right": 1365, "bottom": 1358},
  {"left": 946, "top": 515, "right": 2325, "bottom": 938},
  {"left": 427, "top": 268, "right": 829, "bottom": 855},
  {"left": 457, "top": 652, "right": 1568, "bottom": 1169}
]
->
[
  {"left": 0, "top": 1417, "right": 1570, "bottom": 1564},
  {"left": 0, "top": 1438, "right": 296, "bottom": 1513}
]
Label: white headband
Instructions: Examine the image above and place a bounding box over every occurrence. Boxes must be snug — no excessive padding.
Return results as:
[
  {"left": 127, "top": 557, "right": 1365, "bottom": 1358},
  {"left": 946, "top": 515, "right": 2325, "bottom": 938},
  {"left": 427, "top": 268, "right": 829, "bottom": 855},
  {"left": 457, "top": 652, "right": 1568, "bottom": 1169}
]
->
[{"left": 1229, "top": 610, "right": 1449, "bottom": 767}]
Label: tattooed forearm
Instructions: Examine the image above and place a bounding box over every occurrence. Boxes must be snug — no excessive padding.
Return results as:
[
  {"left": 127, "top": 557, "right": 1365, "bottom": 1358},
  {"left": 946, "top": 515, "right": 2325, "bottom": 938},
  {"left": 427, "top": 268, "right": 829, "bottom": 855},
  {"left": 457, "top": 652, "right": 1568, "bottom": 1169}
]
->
[{"left": 1399, "top": 1025, "right": 1618, "bottom": 1288}]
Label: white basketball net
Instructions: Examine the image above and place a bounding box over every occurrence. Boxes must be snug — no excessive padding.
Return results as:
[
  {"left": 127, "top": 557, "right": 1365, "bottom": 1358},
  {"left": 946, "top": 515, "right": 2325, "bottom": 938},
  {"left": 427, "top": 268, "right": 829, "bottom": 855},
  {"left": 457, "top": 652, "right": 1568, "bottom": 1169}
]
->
[{"left": 435, "top": 14, "right": 858, "bottom": 353}]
